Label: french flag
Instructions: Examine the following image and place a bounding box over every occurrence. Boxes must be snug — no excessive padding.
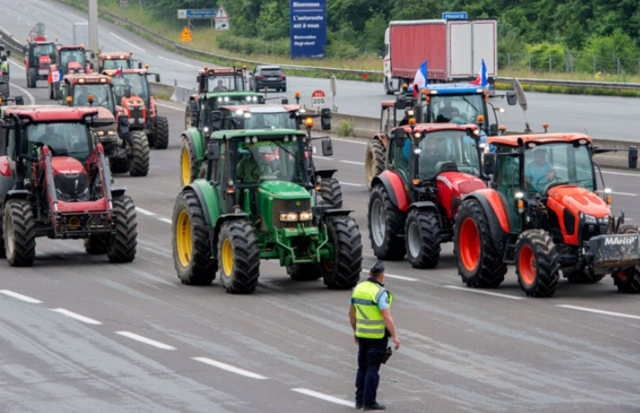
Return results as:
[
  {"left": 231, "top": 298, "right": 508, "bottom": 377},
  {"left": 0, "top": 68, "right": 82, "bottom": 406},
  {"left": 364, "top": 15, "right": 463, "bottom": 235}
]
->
[
  {"left": 412, "top": 60, "right": 427, "bottom": 98},
  {"left": 114, "top": 66, "right": 123, "bottom": 78},
  {"left": 470, "top": 59, "right": 488, "bottom": 87}
]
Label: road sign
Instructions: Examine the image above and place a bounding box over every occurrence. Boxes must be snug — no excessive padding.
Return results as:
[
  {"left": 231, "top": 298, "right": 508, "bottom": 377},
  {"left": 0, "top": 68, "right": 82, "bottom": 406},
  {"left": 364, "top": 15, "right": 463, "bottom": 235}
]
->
[
  {"left": 442, "top": 11, "right": 467, "bottom": 20},
  {"left": 180, "top": 26, "right": 192, "bottom": 42},
  {"left": 312, "top": 90, "right": 326, "bottom": 108},
  {"left": 177, "top": 9, "right": 216, "bottom": 19},
  {"left": 290, "top": 0, "right": 327, "bottom": 59},
  {"left": 215, "top": 6, "right": 229, "bottom": 19},
  {"left": 215, "top": 6, "right": 230, "bottom": 30}
]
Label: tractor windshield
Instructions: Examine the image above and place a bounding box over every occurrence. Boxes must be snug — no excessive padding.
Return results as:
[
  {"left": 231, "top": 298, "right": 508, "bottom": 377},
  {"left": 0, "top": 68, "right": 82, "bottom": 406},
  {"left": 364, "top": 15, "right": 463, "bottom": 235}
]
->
[
  {"left": 209, "top": 95, "right": 264, "bottom": 109},
  {"left": 73, "top": 84, "right": 115, "bottom": 113},
  {"left": 112, "top": 73, "right": 149, "bottom": 105},
  {"left": 207, "top": 75, "right": 245, "bottom": 92},
  {"left": 59, "top": 49, "right": 86, "bottom": 73},
  {"left": 415, "top": 130, "right": 481, "bottom": 180},
  {"left": 425, "top": 94, "right": 485, "bottom": 125},
  {"left": 233, "top": 138, "right": 306, "bottom": 186},
  {"left": 33, "top": 44, "right": 56, "bottom": 62},
  {"left": 26, "top": 122, "right": 93, "bottom": 162},
  {"left": 102, "top": 59, "right": 131, "bottom": 70},
  {"left": 524, "top": 143, "right": 595, "bottom": 194},
  {"left": 223, "top": 111, "right": 297, "bottom": 130}
]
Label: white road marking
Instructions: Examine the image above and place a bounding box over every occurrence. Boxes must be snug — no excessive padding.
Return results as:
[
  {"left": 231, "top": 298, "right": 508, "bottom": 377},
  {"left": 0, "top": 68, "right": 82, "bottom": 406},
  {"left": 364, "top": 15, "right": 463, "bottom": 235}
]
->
[
  {"left": 443, "top": 285, "right": 525, "bottom": 300},
  {"left": 612, "top": 192, "right": 637, "bottom": 197},
  {"left": 158, "top": 217, "right": 173, "bottom": 224},
  {"left": 361, "top": 270, "right": 419, "bottom": 282},
  {"left": 9, "top": 81, "right": 35, "bottom": 105},
  {"left": 192, "top": 357, "right": 268, "bottom": 380},
  {"left": 0, "top": 290, "right": 42, "bottom": 304},
  {"left": 340, "top": 160, "right": 365, "bottom": 166},
  {"left": 314, "top": 155, "right": 334, "bottom": 161},
  {"left": 50, "top": 308, "right": 102, "bottom": 325},
  {"left": 332, "top": 137, "right": 368, "bottom": 146},
  {"left": 557, "top": 305, "right": 640, "bottom": 321},
  {"left": 602, "top": 170, "right": 640, "bottom": 177},
  {"left": 115, "top": 331, "right": 176, "bottom": 350},
  {"left": 135, "top": 207, "right": 156, "bottom": 216},
  {"left": 291, "top": 388, "right": 355, "bottom": 407},
  {"left": 157, "top": 56, "right": 201, "bottom": 69},
  {"left": 155, "top": 101, "right": 185, "bottom": 111},
  {"left": 110, "top": 32, "right": 146, "bottom": 52},
  {"left": 340, "top": 181, "right": 365, "bottom": 187},
  {"left": 64, "top": 12, "right": 86, "bottom": 22}
]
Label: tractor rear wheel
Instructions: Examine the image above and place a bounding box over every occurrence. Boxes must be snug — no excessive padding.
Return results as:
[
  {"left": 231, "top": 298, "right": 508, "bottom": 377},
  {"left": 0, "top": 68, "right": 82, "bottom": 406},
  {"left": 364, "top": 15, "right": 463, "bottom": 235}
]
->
[
  {"left": 172, "top": 190, "right": 217, "bottom": 285},
  {"left": 365, "top": 139, "right": 385, "bottom": 190},
  {"left": 318, "top": 215, "right": 362, "bottom": 289},
  {"left": 405, "top": 208, "right": 441, "bottom": 269},
  {"left": 128, "top": 131, "right": 150, "bottom": 177},
  {"left": 515, "top": 229, "right": 560, "bottom": 297},
  {"left": 180, "top": 137, "right": 198, "bottom": 186},
  {"left": 320, "top": 178, "right": 343, "bottom": 208},
  {"left": 27, "top": 68, "right": 37, "bottom": 88},
  {"left": 287, "top": 264, "right": 322, "bottom": 281},
  {"left": 154, "top": 116, "right": 169, "bottom": 150},
  {"left": 109, "top": 155, "right": 129, "bottom": 174},
  {"left": 453, "top": 199, "right": 506, "bottom": 288},
  {"left": 611, "top": 225, "right": 640, "bottom": 293},
  {"left": 84, "top": 234, "right": 109, "bottom": 254},
  {"left": 0, "top": 82, "right": 9, "bottom": 99},
  {"left": 107, "top": 196, "right": 137, "bottom": 263},
  {"left": 563, "top": 267, "right": 605, "bottom": 284},
  {"left": 218, "top": 220, "right": 260, "bottom": 294},
  {"left": 368, "top": 184, "right": 405, "bottom": 260},
  {"left": 3, "top": 199, "right": 36, "bottom": 267}
]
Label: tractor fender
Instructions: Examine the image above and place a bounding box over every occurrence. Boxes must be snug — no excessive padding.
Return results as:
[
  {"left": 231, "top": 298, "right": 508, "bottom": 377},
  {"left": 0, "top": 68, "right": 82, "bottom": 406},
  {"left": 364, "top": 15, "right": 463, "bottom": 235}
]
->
[
  {"left": 464, "top": 190, "right": 510, "bottom": 248},
  {"left": 4, "top": 189, "right": 30, "bottom": 203},
  {"left": 371, "top": 170, "right": 410, "bottom": 212},
  {"left": 315, "top": 169, "right": 337, "bottom": 180},
  {"left": 372, "top": 133, "right": 389, "bottom": 148},
  {"left": 407, "top": 201, "right": 442, "bottom": 227},
  {"left": 183, "top": 129, "right": 205, "bottom": 163},
  {"left": 111, "top": 188, "right": 126, "bottom": 198},
  {"left": 319, "top": 208, "right": 353, "bottom": 220}
]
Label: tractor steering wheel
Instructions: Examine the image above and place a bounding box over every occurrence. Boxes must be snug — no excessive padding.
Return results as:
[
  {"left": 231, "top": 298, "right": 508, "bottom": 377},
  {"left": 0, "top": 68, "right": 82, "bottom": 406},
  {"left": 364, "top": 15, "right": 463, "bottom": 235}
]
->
[
  {"left": 535, "top": 171, "right": 559, "bottom": 191},
  {"left": 250, "top": 163, "right": 274, "bottom": 181}
]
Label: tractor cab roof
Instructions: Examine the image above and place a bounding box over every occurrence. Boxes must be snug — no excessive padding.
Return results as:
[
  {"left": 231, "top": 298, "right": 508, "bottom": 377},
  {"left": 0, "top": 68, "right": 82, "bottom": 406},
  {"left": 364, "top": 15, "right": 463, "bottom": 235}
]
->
[
  {"left": 2, "top": 106, "right": 99, "bottom": 122},
  {"left": 203, "top": 91, "right": 263, "bottom": 99},
  {"left": 220, "top": 104, "right": 300, "bottom": 113},
  {"left": 102, "top": 69, "right": 148, "bottom": 77},
  {"left": 488, "top": 133, "right": 592, "bottom": 147},
  {"left": 397, "top": 122, "right": 479, "bottom": 134},
  {"left": 58, "top": 45, "right": 86, "bottom": 51},
  {"left": 211, "top": 128, "right": 305, "bottom": 140},
  {"left": 419, "top": 83, "right": 488, "bottom": 96},
  {"left": 99, "top": 52, "right": 132, "bottom": 60},
  {"left": 199, "top": 67, "right": 244, "bottom": 76},
  {"left": 65, "top": 73, "right": 112, "bottom": 85}
]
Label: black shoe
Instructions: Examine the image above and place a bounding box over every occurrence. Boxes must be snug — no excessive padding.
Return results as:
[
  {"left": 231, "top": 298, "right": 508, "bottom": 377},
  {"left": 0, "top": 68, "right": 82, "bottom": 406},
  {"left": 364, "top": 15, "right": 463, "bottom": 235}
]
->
[
  {"left": 355, "top": 402, "right": 363, "bottom": 409},
  {"left": 363, "top": 404, "right": 386, "bottom": 411}
]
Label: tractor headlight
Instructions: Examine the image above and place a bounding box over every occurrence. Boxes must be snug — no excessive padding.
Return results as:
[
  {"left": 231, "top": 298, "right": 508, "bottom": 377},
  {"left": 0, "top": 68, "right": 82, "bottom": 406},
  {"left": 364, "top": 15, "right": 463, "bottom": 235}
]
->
[
  {"left": 584, "top": 214, "right": 597, "bottom": 224},
  {"left": 280, "top": 212, "right": 299, "bottom": 222},
  {"left": 137, "top": 118, "right": 145, "bottom": 124},
  {"left": 299, "top": 211, "right": 313, "bottom": 221},
  {"left": 96, "top": 131, "right": 105, "bottom": 136},
  {"left": 107, "top": 130, "right": 116, "bottom": 136}
]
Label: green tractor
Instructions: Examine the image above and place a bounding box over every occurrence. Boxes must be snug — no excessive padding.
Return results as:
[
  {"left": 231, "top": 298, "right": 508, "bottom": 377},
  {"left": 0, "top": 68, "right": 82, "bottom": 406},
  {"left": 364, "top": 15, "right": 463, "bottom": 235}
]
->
[{"left": 171, "top": 128, "right": 362, "bottom": 294}]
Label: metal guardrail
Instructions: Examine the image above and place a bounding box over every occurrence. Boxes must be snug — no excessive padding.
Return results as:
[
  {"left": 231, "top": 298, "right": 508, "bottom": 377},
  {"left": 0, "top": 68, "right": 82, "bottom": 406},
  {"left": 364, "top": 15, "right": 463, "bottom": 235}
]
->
[
  {"left": 496, "top": 77, "right": 640, "bottom": 91},
  {"left": 0, "top": 26, "right": 25, "bottom": 56}
]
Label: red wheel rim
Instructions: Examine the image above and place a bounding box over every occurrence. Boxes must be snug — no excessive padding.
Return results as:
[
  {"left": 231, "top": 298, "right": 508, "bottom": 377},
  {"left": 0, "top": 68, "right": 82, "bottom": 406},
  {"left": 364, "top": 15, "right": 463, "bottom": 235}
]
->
[
  {"left": 615, "top": 269, "right": 630, "bottom": 281},
  {"left": 519, "top": 244, "right": 536, "bottom": 285},
  {"left": 460, "top": 218, "right": 480, "bottom": 271}
]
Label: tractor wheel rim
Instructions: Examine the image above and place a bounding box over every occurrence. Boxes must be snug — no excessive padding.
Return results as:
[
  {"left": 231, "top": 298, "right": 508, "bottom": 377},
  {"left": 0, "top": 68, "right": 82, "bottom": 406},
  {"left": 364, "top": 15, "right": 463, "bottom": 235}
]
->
[
  {"left": 459, "top": 218, "right": 480, "bottom": 271},
  {"left": 222, "top": 238, "right": 233, "bottom": 277},
  {"left": 181, "top": 149, "right": 191, "bottom": 186},
  {"left": 519, "top": 244, "right": 536, "bottom": 286},
  {"left": 371, "top": 198, "right": 386, "bottom": 247},
  {"left": 176, "top": 211, "right": 192, "bottom": 267},
  {"left": 407, "top": 221, "right": 421, "bottom": 258},
  {"left": 5, "top": 217, "right": 13, "bottom": 256},
  {"left": 616, "top": 269, "right": 630, "bottom": 282}
]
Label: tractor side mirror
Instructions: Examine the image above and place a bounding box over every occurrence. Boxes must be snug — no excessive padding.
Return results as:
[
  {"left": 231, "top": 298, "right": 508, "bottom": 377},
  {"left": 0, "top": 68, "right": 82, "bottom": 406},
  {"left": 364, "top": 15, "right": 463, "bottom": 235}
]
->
[
  {"left": 483, "top": 153, "right": 497, "bottom": 175},
  {"left": 321, "top": 138, "right": 333, "bottom": 157},
  {"left": 392, "top": 127, "right": 406, "bottom": 143},
  {"left": 210, "top": 110, "right": 222, "bottom": 130},
  {"left": 629, "top": 146, "right": 638, "bottom": 169},
  {"left": 124, "top": 85, "right": 132, "bottom": 98},
  {"left": 321, "top": 108, "right": 331, "bottom": 131},
  {"left": 208, "top": 141, "right": 220, "bottom": 161},
  {"left": 506, "top": 91, "right": 517, "bottom": 106},
  {"left": 117, "top": 114, "right": 130, "bottom": 140},
  {"left": 281, "top": 98, "right": 288, "bottom": 104},
  {"left": 489, "top": 123, "right": 498, "bottom": 136},
  {"left": 155, "top": 74, "right": 160, "bottom": 83},
  {"left": 15, "top": 96, "right": 24, "bottom": 105}
]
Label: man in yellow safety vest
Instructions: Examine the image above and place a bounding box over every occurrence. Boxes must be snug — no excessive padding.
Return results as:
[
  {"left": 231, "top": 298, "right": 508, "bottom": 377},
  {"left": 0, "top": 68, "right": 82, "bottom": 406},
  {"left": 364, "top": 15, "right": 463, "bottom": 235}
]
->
[{"left": 349, "top": 261, "right": 400, "bottom": 411}]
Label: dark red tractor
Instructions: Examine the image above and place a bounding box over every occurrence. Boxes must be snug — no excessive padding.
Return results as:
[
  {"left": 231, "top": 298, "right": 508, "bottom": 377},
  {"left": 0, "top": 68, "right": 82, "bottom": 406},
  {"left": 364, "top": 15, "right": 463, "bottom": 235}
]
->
[
  {"left": 0, "top": 106, "right": 137, "bottom": 266},
  {"left": 24, "top": 36, "right": 57, "bottom": 89},
  {"left": 368, "top": 121, "right": 487, "bottom": 268}
]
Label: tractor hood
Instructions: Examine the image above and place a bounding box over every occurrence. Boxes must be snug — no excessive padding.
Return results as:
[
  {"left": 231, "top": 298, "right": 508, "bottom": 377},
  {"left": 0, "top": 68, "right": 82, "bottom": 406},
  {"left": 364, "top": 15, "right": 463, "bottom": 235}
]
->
[
  {"left": 258, "top": 181, "right": 310, "bottom": 200},
  {"left": 256, "top": 181, "right": 312, "bottom": 231},
  {"left": 436, "top": 171, "right": 486, "bottom": 220},
  {"left": 51, "top": 156, "right": 86, "bottom": 175},
  {"left": 38, "top": 55, "right": 52, "bottom": 68},
  {"left": 547, "top": 185, "right": 610, "bottom": 218}
]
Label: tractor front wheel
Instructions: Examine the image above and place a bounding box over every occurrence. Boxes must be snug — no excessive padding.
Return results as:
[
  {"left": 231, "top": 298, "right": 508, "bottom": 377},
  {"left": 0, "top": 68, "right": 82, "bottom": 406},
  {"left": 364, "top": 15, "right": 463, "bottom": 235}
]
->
[
  {"left": 107, "top": 196, "right": 137, "bottom": 263},
  {"left": 154, "top": 116, "right": 169, "bottom": 150},
  {"left": 365, "top": 139, "right": 385, "bottom": 190},
  {"left": 515, "top": 229, "right": 560, "bottom": 297},
  {"left": 109, "top": 155, "right": 130, "bottom": 174},
  {"left": 3, "top": 199, "right": 36, "bottom": 267},
  {"left": 405, "top": 208, "right": 441, "bottom": 269},
  {"left": 319, "top": 215, "right": 362, "bottom": 289},
  {"left": 180, "top": 137, "right": 198, "bottom": 186},
  {"left": 453, "top": 199, "right": 506, "bottom": 288},
  {"left": 172, "top": 190, "right": 217, "bottom": 285},
  {"left": 84, "top": 234, "right": 109, "bottom": 254},
  {"left": 218, "top": 220, "right": 260, "bottom": 294},
  {"left": 611, "top": 225, "right": 640, "bottom": 293},
  {"left": 368, "top": 185, "right": 405, "bottom": 260},
  {"left": 320, "top": 178, "right": 343, "bottom": 208},
  {"left": 128, "top": 131, "right": 150, "bottom": 177}
]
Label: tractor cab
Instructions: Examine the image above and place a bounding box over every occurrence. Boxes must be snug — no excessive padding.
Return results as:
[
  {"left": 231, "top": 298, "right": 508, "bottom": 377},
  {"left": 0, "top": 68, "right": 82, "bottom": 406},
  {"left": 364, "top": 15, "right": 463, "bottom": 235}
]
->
[
  {"left": 57, "top": 46, "right": 89, "bottom": 75},
  {"left": 214, "top": 104, "right": 301, "bottom": 132},
  {"left": 197, "top": 67, "right": 246, "bottom": 94},
  {"left": 107, "top": 68, "right": 160, "bottom": 131},
  {"left": 186, "top": 91, "right": 266, "bottom": 130},
  {"left": 24, "top": 40, "right": 57, "bottom": 87},
  {"left": 98, "top": 52, "right": 139, "bottom": 71}
]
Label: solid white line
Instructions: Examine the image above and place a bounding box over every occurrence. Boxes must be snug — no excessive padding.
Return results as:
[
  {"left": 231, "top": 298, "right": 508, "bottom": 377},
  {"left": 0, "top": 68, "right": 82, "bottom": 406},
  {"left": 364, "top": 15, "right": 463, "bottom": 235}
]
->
[
  {"left": 612, "top": 192, "right": 637, "bottom": 197},
  {"left": 443, "top": 285, "right": 525, "bottom": 300},
  {"left": 602, "top": 170, "right": 640, "bottom": 177},
  {"left": 340, "top": 181, "right": 365, "bottom": 187},
  {"left": 115, "top": 331, "right": 176, "bottom": 350},
  {"left": 50, "top": 308, "right": 102, "bottom": 325},
  {"left": 557, "top": 305, "right": 640, "bottom": 321},
  {"left": 155, "top": 101, "right": 185, "bottom": 111},
  {"left": 157, "top": 55, "right": 201, "bottom": 69},
  {"left": 0, "top": 290, "right": 42, "bottom": 304},
  {"left": 361, "top": 270, "right": 419, "bottom": 282},
  {"left": 192, "top": 357, "right": 268, "bottom": 380},
  {"left": 135, "top": 207, "right": 156, "bottom": 216},
  {"left": 314, "top": 156, "right": 334, "bottom": 161},
  {"left": 64, "top": 11, "right": 87, "bottom": 22},
  {"left": 332, "top": 137, "right": 368, "bottom": 146},
  {"left": 9, "top": 81, "right": 35, "bottom": 105},
  {"left": 110, "top": 32, "right": 146, "bottom": 52},
  {"left": 158, "top": 217, "right": 173, "bottom": 224},
  {"left": 291, "top": 388, "right": 354, "bottom": 407},
  {"left": 340, "top": 160, "right": 365, "bottom": 166}
]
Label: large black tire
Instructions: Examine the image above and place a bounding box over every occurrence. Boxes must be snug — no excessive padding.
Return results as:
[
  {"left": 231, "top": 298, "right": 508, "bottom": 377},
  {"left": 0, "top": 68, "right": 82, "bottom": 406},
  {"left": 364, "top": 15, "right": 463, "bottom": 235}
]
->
[
  {"left": 365, "top": 139, "right": 385, "bottom": 190},
  {"left": 106, "top": 196, "right": 137, "bottom": 263},
  {"left": 27, "top": 68, "right": 37, "bottom": 88},
  {"left": 180, "top": 137, "right": 199, "bottom": 186},
  {"left": 3, "top": 200, "right": 36, "bottom": 267},
  {"left": 317, "top": 215, "right": 362, "bottom": 289},
  {"left": 405, "top": 208, "right": 441, "bottom": 269},
  {"left": 84, "top": 234, "right": 109, "bottom": 255},
  {"left": 515, "top": 229, "right": 560, "bottom": 297},
  {"left": 368, "top": 184, "right": 405, "bottom": 260},
  {"left": 0, "top": 209, "right": 5, "bottom": 259},
  {"left": 453, "top": 199, "right": 506, "bottom": 288},
  {"left": 154, "top": 116, "right": 169, "bottom": 150},
  {"left": 109, "top": 155, "right": 130, "bottom": 174},
  {"left": 128, "top": 131, "right": 150, "bottom": 177},
  {"left": 287, "top": 264, "right": 322, "bottom": 281},
  {"left": 611, "top": 225, "right": 640, "bottom": 293},
  {"left": 218, "top": 220, "right": 260, "bottom": 294},
  {"left": 563, "top": 267, "right": 605, "bottom": 284},
  {"left": 0, "top": 82, "right": 9, "bottom": 98},
  {"left": 320, "top": 178, "right": 343, "bottom": 208},
  {"left": 172, "top": 190, "right": 217, "bottom": 285}
]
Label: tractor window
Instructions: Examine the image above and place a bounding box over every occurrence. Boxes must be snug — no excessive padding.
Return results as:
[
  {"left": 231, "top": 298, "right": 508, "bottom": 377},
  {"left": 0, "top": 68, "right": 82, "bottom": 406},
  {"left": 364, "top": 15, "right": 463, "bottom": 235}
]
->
[
  {"left": 6, "top": 129, "right": 16, "bottom": 160},
  {"left": 214, "top": 142, "right": 226, "bottom": 183},
  {"left": 524, "top": 143, "right": 595, "bottom": 194},
  {"left": 0, "top": 123, "right": 7, "bottom": 156},
  {"left": 493, "top": 147, "right": 521, "bottom": 231},
  {"left": 417, "top": 130, "right": 480, "bottom": 180},
  {"left": 60, "top": 50, "right": 86, "bottom": 72},
  {"left": 33, "top": 44, "right": 55, "bottom": 61},
  {"left": 26, "top": 122, "right": 92, "bottom": 162},
  {"left": 73, "top": 84, "right": 115, "bottom": 112},
  {"left": 243, "top": 113, "right": 296, "bottom": 130},
  {"left": 112, "top": 73, "right": 149, "bottom": 104},
  {"left": 233, "top": 139, "right": 306, "bottom": 186},
  {"left": 209, "top": 95, "right": 264, "bottom": 110},
  {"left": 428, "top": 94, "right": 484, "bottom": 125},
  {"left": 207, "top": 75, "right": 245, "bottom": 92},
  {"left": 389, "top": 137, "right": 409, "bottom": 180},
  {"left": 102, "top": 59, "right": 130, "bottom": 70}
]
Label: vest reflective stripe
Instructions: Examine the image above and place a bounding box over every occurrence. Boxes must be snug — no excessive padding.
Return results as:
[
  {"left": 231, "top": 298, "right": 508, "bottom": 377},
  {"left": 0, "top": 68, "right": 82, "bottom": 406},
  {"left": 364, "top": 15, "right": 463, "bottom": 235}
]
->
[{"left": 351, "top": 281, "right": 393, "bottom": 339}]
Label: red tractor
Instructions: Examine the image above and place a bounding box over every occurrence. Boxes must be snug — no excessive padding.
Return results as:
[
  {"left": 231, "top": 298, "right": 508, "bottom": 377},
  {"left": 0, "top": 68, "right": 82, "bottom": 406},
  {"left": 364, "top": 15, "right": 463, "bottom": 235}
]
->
[
  {"left": 368, "top": 121, "right": 487, "bottom": 268},
  {"left": 24, "top": 36, "right": 57, "bottom": 89},
  {"left": 97, "top": 51, "right": 140, "bottom": 72},
  {"left": 48, "top": 45, "right": 94, "bottom": 99},
  {"left": 0, "top": 106, "right": 138, "bottom": 266},
  {"left": 454, "top": 133, "right": 640, "bottom": 296}
]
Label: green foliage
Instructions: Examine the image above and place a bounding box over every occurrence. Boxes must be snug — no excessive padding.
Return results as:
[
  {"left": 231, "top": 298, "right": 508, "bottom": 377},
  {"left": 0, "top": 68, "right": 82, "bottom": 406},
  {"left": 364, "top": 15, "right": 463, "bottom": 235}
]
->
[
  {"left": 337, "top": 120, "right": 355, "bottom": 137},
  {"left": 527, "top": 42, "right": 566, "bottom": 72},
  {"left": 215, "top": 31, "right": 289, "bottom": 56}
]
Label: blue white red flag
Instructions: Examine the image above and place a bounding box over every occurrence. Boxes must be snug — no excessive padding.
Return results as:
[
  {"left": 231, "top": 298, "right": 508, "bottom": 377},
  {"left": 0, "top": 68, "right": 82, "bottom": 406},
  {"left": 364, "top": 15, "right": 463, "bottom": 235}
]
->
[
  {"left": 412, "top": 60, "right": 427, "bottom": 98},
  {"left": 114, "top": 66, "right": 123, "bottom": 78},
  {"left": 470, "top": 59, "right": 488, "bottom": 87}
]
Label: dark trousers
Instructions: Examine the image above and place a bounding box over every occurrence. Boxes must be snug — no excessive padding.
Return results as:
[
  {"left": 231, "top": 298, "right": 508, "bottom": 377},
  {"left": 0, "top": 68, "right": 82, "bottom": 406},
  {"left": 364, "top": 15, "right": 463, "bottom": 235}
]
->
[{"left": 355, "top": 337, "right": 388, "bottom": 406}]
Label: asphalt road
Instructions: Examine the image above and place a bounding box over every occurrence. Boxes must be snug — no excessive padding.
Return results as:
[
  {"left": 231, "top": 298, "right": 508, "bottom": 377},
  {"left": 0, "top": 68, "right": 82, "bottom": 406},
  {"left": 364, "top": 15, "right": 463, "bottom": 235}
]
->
[{"left": 2, "top": 0, "right": 640, "bottom": 142}]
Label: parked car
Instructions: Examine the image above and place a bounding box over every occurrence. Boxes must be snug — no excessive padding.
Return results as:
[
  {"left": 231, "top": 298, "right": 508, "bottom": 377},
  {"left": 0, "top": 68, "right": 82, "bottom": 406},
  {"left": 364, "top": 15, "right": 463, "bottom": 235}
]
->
[{"left": 250, "top": 66, "right": 287, "bottom": 92}]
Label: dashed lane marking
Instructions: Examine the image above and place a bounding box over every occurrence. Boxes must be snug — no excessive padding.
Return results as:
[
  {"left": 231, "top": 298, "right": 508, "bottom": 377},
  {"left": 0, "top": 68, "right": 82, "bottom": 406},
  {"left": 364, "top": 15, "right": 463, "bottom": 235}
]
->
[
  {"left": 158, "top": 217, "right": 173, "bottom": 224},
  {"left": 361, "top": 270, "right": 419, "bottom": 282},
  {"left": 443, "top": 285, "right": 525, "bottom": 300},
  {"left": 557, "top": 305, "right": 640, "bottom": 321},
  {"left": 340, "top": 160, "right": 365, "bottom": 166},
  {"left": 291, "top": 388, "right": 354, "bottom": 407},
  {"left": 157, "top": 55, "right": 201, "bottom": 69},
  {"left": 0, "top": 290, "right": 42, "bottom": 304},
  {"left": 110, "top": 32, "right": 146, "bottom": 52},
  {"left": 135, "top": 207, "right": 156, "bottom": 216},
  {"left": 115, "top": 331, "right": 176, "bottom": 350},
  {"left": 602, "top": 170, "right": 640, "bottom": 177},
  {"left": 340, "top": 181, "right": 365, "bottom": 187},
  {"left": 64, "top": 12, "right": 86, "bottom": 22},
  {"left": 50, "top": 308, "right": 102, "bottom": 325},
  {"left": 192, "top": 357, "right": 268, "bottom": 380},
  {"left": 331, "top": 137, "right": 368, "bottom": 146}
]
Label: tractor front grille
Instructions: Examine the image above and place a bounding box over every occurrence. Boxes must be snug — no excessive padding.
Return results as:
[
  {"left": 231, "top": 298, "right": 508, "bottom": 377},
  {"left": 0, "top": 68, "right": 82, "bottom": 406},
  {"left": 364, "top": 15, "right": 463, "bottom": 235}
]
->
[
  {"left": 272, "top": 198, "right": 312, "bottom": 229},
  {"left": 54, "top": 173, "right": 89, "bottom": 202}
]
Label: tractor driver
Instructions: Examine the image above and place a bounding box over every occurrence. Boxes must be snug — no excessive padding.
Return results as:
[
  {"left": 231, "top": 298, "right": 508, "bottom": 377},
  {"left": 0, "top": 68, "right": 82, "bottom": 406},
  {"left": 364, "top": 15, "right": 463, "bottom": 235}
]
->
[
  {"left": 213, "top": 79, "right": 228, "bottom": 92},
  {"left": 436, "top": 97, "right": 460, "bottom": 122},
  {"left": 236, "top": 146, "right": 275, "bottom": 184},
  {"left": 32, "top": 124, "right": 69, "bottom": 155},
  {"left": 525, "top": 148, "right": 556, "bottom": 192}
]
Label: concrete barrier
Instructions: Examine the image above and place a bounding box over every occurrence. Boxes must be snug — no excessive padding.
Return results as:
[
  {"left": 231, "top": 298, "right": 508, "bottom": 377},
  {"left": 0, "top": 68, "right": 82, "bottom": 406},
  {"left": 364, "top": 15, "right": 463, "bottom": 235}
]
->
[{"left": 149, "top": 82, "right": 174, "bottom": 99}]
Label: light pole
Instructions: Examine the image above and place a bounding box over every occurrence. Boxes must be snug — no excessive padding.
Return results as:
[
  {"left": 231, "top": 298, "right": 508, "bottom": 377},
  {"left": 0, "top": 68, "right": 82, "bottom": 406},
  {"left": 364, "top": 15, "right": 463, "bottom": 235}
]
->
[{"left": 88, "top": 0, "right": 99, "bottom": 51}]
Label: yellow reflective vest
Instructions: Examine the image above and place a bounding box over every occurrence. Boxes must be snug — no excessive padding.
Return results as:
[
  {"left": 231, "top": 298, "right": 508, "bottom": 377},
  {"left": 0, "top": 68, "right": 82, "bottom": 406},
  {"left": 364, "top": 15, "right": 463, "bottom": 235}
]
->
[{"left": 351, "top": 280, "right": 393, "bottom": 339}]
